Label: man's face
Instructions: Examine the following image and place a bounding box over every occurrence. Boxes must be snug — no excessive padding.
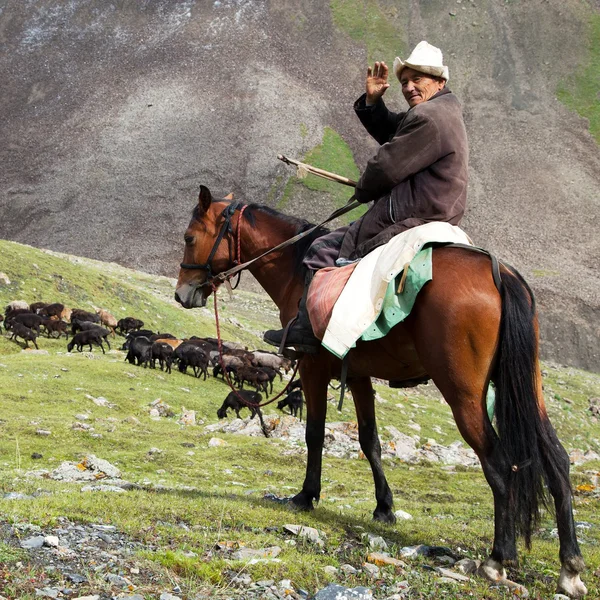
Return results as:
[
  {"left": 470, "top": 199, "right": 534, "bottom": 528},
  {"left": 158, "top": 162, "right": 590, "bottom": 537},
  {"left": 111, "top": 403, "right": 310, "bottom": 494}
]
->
[{"left": 400, "top": 67, "right": 445, "bottom": 107}]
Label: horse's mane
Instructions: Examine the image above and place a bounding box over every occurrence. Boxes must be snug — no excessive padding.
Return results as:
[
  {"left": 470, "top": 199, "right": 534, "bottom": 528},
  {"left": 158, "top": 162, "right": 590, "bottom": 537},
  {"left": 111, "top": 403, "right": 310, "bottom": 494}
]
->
[
  {"left": 244, "top": 203, "right": 330, "bottom": 278},
  {"left": 190, "top": 199, "right": 330, "bottom": 277}
]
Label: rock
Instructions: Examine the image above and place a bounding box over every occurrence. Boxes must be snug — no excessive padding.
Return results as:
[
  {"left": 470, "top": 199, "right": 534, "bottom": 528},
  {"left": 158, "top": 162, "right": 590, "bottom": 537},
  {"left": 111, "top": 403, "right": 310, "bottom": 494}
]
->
[
  {"left": 362, "top": 563, "right": 380, "bottom": 577},
  {"left": 435, "top": 567, "right": 470, "bottom": 582},
  {"left": 65, "top": 573, "right": 87, "bottom": 584},
  {"left": 51, "top": 454, "right": 121, "bottom": 481},
  {"left": 589, "top": 397, "right": 600, "bottom": 417},
  {"left": 436, "top": 576, "right": 460, "bottom": 585},
  {"left": 454, "top": 558, "right": 480, "bottom": 574},
  {"left": 43, "top": 535, "right": 60, "bottom": 547},
  {"left": 364, "top": 533, "right": 388, "bottom": 551},
  {"left": 340, "top": 564, "right": 358, "bottom": 575},
  {"left": 105, "top": 573, "right": 132, "bottom": 588},
  {"left": 367, "top": 552, "right": 406, "bottom": 569},
  {"left": 323, "top": 566, "right": 339, "bottom": 576},
  {"left": 394, "top": 509, "right": 413, "bottom": 520},
  {"left": 21, "top": 536, "right": 45, "bottom": 549},
  {"left": 313, "top": 584, "right": 373, "bottom": 599},
  {"left": 149, "top": 398, "right": 174, "bottom": 417},
  {"left": 34, "top": 589, "right": 59, "bottom": 598},
  {"left": 0, "top": 272, "right": 11, "bottom": 284},
  {"left": 284, "top": 524, "right": 325, "bottom": 546},
  {"left": 178, "top": 407, "right": 196, "bottom": 426},
  {"left": 208, "top": 437, "right": 227, "bottom": 447},
  {"left": 4, "top": 492, "right": 35, "bottom": 500},
  {"left": 72, "top": 597, "right": 100, "bottom": 600},
  {"left": 36, "top": 429, "right": 52, "bottom": 436},
  {"left": 31, "top": 452, "right": 43, "bottom": 459},
  {"left": 159, "top": 594, "right": 181, "bottom": 600},
  {"left": 230, "top": 546, "right": 281, "bottom": 561},
  {"left": 554, "top": 595, "right": 571, "bottom": 600},
  {"left": 81, "top": 484, "right": 126, "bottom": 493}
]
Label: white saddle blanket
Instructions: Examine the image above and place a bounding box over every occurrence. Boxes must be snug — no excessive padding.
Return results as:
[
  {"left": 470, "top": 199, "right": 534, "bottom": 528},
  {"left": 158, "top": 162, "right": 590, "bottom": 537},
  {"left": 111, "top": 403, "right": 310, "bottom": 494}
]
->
[{"left": 321, "top": 222, "right": 473, "bottom": 358}]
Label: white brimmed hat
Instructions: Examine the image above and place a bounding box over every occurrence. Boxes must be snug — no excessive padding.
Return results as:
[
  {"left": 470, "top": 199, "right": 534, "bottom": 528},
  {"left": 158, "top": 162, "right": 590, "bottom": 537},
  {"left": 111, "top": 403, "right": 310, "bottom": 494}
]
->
[{"left": 393, "top": 41, "right": 449, "bottom": 82}]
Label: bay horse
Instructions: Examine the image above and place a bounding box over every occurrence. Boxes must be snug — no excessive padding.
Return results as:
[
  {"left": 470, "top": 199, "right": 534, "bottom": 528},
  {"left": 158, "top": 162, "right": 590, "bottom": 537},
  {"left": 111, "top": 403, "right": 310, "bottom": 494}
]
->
[{"left": 175, "top": 186, "right": 587, "bottom": 598}]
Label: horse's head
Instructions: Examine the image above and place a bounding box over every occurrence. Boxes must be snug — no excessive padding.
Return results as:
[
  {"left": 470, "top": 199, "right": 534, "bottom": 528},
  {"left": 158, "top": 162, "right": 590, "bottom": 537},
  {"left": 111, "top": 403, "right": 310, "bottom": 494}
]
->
[{"left": 175, "top": 185, "right": 238, "bottom": 309}]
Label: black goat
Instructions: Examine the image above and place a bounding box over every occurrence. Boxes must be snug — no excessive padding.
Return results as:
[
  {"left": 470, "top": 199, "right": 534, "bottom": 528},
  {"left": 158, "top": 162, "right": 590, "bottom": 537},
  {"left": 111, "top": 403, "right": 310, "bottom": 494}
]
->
[
  {"left": 42, "top": 318, "right": 69, "bottom": 339},
  {"left": 149, "top": 341, "right": 174, "bottom": 373},
  {"left": 277, "top": 390, "right": 304, "bottom": 420},
  {"left": 175, "top": 344, "right": 209, "bottom": 379},
  {"left": 117, "top": 317, "right": 144, "bottom": 335},
  {"left": 217, "top": 390, "right": 263, "bottom": 420},
  {"left": 67, "top": 329, "right": 107, "bottom": 354},
  {"left": 8, "top": 313, "right": 43, "bottom": 334},
  {"left": 124, "top": 336, "right": 152, "bottom": 366},
  {"left": 10, "top": 323, "right": 39, "bottom": 349}
]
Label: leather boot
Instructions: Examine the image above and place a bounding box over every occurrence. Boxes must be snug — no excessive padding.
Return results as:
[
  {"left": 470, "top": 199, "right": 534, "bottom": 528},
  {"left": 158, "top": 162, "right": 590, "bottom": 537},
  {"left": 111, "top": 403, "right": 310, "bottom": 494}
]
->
[{"left": 263, "top": 271, "right": 320, "bottom": 355}]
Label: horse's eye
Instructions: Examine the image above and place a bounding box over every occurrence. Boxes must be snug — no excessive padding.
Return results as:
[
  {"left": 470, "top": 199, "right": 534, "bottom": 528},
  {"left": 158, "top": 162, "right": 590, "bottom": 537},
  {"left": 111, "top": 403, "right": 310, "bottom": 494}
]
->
[{"left": 184, "top": 235, "right": 195, "bottom": 245}]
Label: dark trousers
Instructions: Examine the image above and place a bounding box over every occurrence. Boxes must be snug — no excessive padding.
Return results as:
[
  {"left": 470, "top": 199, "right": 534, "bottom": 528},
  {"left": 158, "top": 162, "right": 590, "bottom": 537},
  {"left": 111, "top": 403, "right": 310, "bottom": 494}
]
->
[{"left": 302, "top": 225, "right": 349, "bottom": 271}]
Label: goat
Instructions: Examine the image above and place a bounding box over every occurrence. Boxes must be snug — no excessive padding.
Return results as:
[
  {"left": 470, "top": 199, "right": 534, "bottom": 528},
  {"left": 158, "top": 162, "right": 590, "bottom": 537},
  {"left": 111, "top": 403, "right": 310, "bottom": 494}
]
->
[
  {"left": 116, "top": 317, "right": 144, "bottom": 335},
  {"left": 277, "top": 390, "right": 304, "bottom": 420},
  {"left": 96, "top": 309, "right": 118, "bottom": 336},
  {"left": 149, "top": 341, "right": 174, "bottom": 373},
  {"left": 39, "top": 303, "right": 65, "bottom": 318},
  {"left": 42, "top": 318, "right": 69, "bottom": 339},
  {"left": 174, "top": 344, "right": 209, "bottom": 379},
  {"left": 10, "top": 323, "right": 39, "bottom": 349},
  {"left": 149, "top": 333, "right": 176, "bottom": 342},
  {"left": 67, "top": 329, "right": 107, "bottom": 354},
  {"left": 29, "top": 301, "right": 49, "bottom": 313},
  {"left": 235, "top": 365, "right": 271, "bottom": 395},
  {"left": 124, "top": 336, "right": 152, "bottom": 366},
  {"left": 217, "top": 390, "right": 263, "bottom": 420},
  {"left": 120, "top": 330, "right": 155, "bottom": 350},
  {"left": 257, "top": 365, "right": 281, "bottom": 395},
  {"left": 251, "top": 351, "right": 293, "bottom": 373},
  {"left": 5, "top": 301, "right": 29, "bottom": 313},
  {"left": 70, "top": 309, "right": 100, "bottom": 324},
  {"left": 9, "top": 313, "right": 43, "bottom": 334}
]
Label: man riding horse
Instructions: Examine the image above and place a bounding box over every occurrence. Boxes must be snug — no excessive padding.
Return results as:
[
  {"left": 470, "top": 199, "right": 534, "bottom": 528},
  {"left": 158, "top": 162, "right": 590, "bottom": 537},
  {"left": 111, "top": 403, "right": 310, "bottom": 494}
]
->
[{"left": 264, "top": 41, "right": 468, "bottom": 354}]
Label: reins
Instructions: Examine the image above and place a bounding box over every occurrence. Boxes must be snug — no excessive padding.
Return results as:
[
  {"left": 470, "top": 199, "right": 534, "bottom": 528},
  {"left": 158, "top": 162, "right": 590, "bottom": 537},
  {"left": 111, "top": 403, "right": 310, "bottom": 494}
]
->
[{"left": 182, "top": 159, "right": 360, "bottom": 420}]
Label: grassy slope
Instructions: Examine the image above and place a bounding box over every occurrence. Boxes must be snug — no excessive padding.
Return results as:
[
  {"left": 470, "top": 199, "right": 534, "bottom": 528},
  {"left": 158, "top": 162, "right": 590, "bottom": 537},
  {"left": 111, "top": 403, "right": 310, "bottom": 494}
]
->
[
  {"left": 0, "top": 241, "right": 599, "bottom": 599},
  {"left": 557, "top": 12, "right": 600, "bottom": 144}
]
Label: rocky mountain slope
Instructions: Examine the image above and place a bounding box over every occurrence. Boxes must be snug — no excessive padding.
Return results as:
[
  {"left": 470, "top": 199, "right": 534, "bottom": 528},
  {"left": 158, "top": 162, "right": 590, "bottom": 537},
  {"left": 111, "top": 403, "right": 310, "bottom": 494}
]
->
[{"left": 1, "top": 0, "right": 598, "bottom": 369}]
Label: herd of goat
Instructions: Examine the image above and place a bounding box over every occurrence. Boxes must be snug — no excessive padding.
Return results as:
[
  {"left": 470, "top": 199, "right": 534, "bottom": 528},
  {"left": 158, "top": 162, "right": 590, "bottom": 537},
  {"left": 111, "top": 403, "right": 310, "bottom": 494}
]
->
[{"left": 1, "top": 300, "right": 304, "bottom": 422}]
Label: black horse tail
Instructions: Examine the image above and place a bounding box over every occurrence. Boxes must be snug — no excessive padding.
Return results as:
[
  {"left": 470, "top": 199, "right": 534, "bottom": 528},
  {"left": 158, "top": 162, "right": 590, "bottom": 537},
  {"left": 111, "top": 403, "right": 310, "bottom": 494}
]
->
[{"left": 492, "top": 266, "right": 570, "bottom": 548}]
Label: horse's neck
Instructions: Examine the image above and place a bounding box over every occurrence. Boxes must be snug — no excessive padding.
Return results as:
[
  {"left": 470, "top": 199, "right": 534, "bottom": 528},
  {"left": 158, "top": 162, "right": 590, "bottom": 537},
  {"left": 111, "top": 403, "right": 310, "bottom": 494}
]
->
[{"left": 240, "top": 211, "right": 304, "bottom": 324}]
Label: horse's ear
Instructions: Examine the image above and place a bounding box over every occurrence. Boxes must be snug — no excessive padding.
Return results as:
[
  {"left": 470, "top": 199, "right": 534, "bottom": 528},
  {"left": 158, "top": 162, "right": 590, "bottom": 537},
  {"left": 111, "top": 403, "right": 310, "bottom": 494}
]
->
[
  {"left": 224, "top": 192, "right": 234, "bottom": 200},
  {"left": 198, "top": 185, "right": 212, "bottom": 213}
]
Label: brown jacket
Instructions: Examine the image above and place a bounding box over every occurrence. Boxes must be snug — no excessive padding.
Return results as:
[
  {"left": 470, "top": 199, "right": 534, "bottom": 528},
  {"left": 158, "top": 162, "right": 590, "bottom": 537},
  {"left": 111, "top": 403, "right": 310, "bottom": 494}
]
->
[{"left": 339, "top": 88, "right": 468, "bottom": 260}]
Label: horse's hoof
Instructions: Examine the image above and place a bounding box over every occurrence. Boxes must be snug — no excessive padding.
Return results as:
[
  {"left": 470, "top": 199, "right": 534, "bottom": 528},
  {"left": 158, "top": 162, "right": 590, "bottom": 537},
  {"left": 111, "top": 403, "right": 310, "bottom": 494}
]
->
[
  {"left": 291, "top": 492, "right": 315, "bottom": 512},
  {"left": 557, "top": 566, "right": 587, "bottom": 598},
  {"left": 478, "top": 558, "right": 529, "bottom": 598},
  {"left": 373, "top": 508, "right": 396, "bottom": 524}
]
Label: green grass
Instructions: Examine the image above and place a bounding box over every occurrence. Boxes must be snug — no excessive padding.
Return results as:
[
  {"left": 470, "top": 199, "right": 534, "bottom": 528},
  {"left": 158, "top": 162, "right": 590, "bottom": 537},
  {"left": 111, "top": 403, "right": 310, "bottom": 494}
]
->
[
  {"left": 0, "top": 243, "right": 599, "bottom": 598},
  {"left": 278, "top": 127, "right": 366, "bottom": 224},
  {"left": 330, "top": 0, "right": 405, "bottom": 68},
  {"left": 557, "top": 13, "right": 600, "bottom": 144}
]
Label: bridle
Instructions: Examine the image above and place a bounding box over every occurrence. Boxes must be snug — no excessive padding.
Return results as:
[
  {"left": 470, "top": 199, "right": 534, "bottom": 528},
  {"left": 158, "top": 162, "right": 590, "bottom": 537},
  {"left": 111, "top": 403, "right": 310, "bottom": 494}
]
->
[
  {"left": 180, "top": 196, "right": 361, "bottom": 288},
  {"left": 179, "top": 201, "right": 247, "bottom": 287}
]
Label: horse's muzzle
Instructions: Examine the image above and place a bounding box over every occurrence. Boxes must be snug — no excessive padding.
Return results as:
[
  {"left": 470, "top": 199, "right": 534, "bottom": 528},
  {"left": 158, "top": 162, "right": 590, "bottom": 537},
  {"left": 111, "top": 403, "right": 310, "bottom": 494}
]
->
[{"left": 174, "top": 283, "right": 208, "bottom": 309}]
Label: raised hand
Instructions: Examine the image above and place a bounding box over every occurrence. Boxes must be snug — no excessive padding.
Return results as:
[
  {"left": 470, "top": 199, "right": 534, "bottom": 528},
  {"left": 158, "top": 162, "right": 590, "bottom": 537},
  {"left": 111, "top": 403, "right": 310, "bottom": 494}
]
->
[{"left": 366, "top": 61, "right": 390, "bottom": 104}]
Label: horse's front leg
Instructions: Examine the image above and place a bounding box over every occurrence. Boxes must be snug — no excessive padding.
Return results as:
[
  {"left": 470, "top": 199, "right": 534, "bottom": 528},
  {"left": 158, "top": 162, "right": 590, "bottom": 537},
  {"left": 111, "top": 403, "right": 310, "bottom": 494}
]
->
[
  {"left": 292, "top": 357, "right": 330, "bottom": 511},
  {"left": 349, "top": 377, "right": 395, "bottom": 523}
]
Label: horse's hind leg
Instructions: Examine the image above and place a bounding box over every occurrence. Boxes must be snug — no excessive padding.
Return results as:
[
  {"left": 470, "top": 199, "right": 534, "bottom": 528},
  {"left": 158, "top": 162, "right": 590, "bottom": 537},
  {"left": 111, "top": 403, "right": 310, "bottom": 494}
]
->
[
  {"left": 540, "top": 416, "right": 586, "bottom": 597},
  {"left": 348, "top": 376, "right": 395, "bottom": 523}
]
